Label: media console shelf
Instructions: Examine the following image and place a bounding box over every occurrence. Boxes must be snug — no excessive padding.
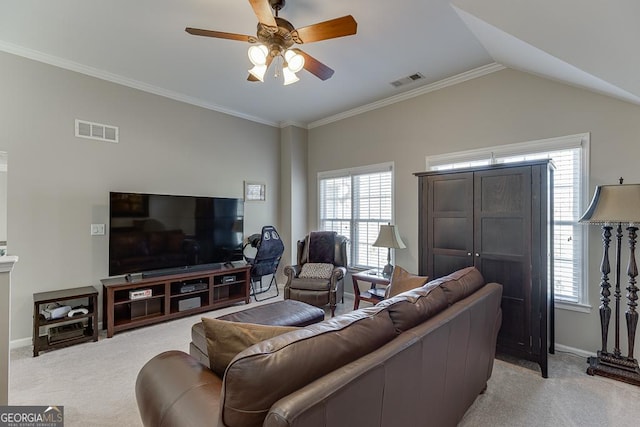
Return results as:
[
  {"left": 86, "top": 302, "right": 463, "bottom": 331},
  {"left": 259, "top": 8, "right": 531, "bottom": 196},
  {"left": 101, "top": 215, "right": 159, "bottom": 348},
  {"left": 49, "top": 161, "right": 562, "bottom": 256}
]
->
[
  {"left": 102, "top": 265, "right": 250, "bottom": 338},
  {"left": 33, "top": 286, "right": 99, "bottom": 357}
]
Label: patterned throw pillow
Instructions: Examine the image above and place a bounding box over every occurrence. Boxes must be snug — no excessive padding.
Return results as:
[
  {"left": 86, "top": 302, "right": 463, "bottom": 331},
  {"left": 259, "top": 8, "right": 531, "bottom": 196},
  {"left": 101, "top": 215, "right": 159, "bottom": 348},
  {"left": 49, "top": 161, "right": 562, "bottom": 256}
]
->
[{"left": 299, "top": 263, "right": 334, "bottom": 279}]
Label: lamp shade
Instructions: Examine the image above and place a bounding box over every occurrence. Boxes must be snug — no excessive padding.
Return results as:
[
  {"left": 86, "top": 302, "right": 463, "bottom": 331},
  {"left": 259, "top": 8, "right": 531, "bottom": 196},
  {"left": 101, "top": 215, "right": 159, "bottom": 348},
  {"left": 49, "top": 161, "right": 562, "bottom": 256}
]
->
[
  {"left": 248, "top": 64, "right": 267, "bottom": 82},
  {"left": 579, "top": 184, "right": 640, "bottom": 224},
  {"left": 282, "top": 67, "right": 299, "bottom": 85},
  {"left": 284, "top": 49, "right": 304, "bottom": 73},
  {"left": 372, "top": 224, "right": 406, "bottom": 249}
]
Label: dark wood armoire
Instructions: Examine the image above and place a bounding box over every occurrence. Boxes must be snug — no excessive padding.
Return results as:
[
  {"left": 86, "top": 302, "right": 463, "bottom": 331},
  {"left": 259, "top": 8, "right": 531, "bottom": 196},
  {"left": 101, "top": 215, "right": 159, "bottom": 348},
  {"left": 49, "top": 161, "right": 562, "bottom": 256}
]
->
[{"left": 415, "top": 160, "right": 554, "bottom": 377}]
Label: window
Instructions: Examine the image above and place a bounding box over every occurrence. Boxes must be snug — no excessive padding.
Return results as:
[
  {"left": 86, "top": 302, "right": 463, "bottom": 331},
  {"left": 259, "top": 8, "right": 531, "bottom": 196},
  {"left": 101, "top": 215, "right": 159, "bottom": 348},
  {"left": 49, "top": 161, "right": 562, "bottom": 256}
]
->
[
  {"left": 427, "top": 134, "right": 590, "bottom": 309},
  {"left": 318, "top": 163, "right": 393, "bottom": 269}
]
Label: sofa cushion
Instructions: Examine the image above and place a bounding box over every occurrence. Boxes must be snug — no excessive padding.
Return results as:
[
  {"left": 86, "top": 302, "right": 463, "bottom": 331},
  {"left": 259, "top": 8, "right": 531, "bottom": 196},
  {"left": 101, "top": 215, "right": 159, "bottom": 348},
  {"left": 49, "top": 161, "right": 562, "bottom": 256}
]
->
[
  {"left": 429, "top": 267, "right": 485, "bottom": 306},
  {"left": 384, "top": 266, "right": 429, "bottom": 298},
  {"left": 298, "top": 262, "right": 334, "bottom": 279},
  {"left": 288, "top": 277, "right": 332, "bottom": 291},
  {"left": 201, "top": 318, "right": 298, "bottom": 377},
  {"left": 377, "top": 282, "right": 449, "bottom": 333},
  {"left": 221, "top": 305, "right": 397, "bottom": 427}
]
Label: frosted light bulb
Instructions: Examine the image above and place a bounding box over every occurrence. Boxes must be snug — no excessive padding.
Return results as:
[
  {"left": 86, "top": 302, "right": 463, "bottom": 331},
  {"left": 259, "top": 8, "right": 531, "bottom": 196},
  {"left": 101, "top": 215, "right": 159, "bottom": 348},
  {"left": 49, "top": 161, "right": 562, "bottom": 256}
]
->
[{"left": 248, "top": 45, "right": 268, "bottom": 65}]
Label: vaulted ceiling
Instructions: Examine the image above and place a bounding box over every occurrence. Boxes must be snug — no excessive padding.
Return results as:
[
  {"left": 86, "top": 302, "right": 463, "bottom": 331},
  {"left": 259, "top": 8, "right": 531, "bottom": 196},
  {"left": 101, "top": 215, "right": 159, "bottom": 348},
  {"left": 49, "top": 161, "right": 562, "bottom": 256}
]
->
[{"left": 1, "top": 1, "right": 638, "bottom": 127}]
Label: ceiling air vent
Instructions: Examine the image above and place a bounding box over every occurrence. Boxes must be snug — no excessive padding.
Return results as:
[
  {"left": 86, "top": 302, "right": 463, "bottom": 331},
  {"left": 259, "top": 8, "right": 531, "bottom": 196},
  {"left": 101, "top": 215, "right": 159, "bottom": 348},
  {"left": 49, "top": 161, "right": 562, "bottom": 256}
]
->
[
  {"left": 75, "top": 119, "right": 119, "bottom": 143},
  {"left": 390, "top": 72, "right": 425, "bottom": 88}
]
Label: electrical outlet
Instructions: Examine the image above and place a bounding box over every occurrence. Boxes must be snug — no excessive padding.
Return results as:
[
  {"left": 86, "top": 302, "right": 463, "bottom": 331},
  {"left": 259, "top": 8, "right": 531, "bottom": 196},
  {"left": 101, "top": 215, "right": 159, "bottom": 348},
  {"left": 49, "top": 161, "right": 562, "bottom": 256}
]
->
[{"left": 90, "top": 224, "right": 105, "bottom": 236}]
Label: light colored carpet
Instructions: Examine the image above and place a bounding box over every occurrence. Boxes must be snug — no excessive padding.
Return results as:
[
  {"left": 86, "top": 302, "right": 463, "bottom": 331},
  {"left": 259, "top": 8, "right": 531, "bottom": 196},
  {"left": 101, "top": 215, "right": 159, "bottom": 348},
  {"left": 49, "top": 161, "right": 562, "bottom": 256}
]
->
[
  {"left": 460, "top": 352, "right": 640, "bottom": 427},
  {"left": 10, "top": 287, "right": 640, "bottom": 426}
]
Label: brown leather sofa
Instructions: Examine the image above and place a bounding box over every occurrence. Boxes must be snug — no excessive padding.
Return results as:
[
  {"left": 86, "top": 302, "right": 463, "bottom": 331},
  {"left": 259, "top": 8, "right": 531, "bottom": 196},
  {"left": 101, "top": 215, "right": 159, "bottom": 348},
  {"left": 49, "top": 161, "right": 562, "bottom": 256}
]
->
[{"left": 136, "top": 267, "right": 502, "bottom": 427}]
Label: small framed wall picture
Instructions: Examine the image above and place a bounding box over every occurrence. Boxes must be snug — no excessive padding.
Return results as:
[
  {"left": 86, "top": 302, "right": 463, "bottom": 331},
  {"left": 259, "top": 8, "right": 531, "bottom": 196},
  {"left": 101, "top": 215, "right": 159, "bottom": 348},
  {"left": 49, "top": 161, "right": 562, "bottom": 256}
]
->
[{"left": 244, "top": 181, "right": 266, "bottom": 201}]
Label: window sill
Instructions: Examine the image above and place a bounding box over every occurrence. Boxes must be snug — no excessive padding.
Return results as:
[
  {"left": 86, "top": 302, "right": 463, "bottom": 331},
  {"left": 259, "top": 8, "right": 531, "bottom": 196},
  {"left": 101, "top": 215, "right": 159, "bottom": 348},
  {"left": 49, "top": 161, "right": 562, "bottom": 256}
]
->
[{"left": 555, "top": 301, "right": 592, "bottom": 313}]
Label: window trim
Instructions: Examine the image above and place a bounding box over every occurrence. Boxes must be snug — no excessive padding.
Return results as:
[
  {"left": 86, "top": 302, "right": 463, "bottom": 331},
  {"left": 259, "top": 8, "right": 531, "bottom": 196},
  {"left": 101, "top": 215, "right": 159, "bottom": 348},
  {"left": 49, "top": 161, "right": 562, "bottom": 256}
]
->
[
  {"left": 426, "top": 133, "right": 591, "bottom": 309},
  {"left": 317, "top": 161, "right": 395, "bottom": 270}
]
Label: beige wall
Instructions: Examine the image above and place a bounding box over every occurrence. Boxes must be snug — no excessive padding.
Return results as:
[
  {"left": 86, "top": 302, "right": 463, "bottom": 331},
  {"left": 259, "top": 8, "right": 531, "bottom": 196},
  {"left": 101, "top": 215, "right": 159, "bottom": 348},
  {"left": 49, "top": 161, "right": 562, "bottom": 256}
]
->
[
  {"left": 308, "top": 68, "right": 640, "bottom": 355},
  {"left": 0, "top": 52, "right": 281, "bottom": 343},
  {"left": 279, "top": 126, "right": 308, "bottom": 270}
]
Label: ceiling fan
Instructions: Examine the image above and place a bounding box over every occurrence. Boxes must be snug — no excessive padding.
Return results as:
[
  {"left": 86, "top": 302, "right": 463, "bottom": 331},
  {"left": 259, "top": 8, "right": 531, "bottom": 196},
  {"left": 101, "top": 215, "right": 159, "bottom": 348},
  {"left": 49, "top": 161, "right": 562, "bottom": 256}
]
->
[{"left": 185, "top": 0, "right": 357, "bottom": 85}]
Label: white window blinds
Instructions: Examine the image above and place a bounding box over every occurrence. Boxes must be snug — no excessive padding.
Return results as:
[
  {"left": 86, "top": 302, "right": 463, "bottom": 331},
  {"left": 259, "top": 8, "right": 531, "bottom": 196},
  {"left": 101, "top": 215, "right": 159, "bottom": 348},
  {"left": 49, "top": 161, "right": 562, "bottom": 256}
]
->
[{"left": 319, "top": 163, "right": 393, "bottom": 269}]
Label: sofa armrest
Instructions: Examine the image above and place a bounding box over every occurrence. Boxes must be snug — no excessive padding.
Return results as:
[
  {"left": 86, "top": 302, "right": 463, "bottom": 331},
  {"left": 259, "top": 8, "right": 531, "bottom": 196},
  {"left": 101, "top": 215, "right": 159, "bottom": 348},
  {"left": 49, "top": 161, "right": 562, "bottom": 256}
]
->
[
  {"left": 330, "top": 266, "right": 346, "bottom": 282},
  {"left": 136, "top": 350, "right": 223, "bottom": 427}
]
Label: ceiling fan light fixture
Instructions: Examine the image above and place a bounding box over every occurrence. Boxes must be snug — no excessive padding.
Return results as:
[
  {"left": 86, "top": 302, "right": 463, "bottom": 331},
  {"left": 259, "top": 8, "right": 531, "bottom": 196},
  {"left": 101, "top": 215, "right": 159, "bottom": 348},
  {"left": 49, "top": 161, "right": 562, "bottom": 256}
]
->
[
  {"left": 248, "top": 44, "right": 269, "bottom": 65},
  {"left": 248, "top": 64, "right": 268, "bottom": 82},
  {"left": 284, "top": 49, "right": 304, "bottom": 73},
  {"left": 187, "top": 3, "right": 357, "bottom": 85},
  {"left": 282, "top": 66, "right": 300, "bottom": 85}
]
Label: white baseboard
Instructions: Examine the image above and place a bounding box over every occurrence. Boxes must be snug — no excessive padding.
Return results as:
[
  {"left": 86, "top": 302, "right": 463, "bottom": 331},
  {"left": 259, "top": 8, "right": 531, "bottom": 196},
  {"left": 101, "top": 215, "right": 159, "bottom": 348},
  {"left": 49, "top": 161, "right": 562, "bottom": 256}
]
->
[
  {"left": 554, "top": 343, "right": 595, "bottom": 358},
  {"left": 9, "top": 337, "right": 31, "bottom": 350}
]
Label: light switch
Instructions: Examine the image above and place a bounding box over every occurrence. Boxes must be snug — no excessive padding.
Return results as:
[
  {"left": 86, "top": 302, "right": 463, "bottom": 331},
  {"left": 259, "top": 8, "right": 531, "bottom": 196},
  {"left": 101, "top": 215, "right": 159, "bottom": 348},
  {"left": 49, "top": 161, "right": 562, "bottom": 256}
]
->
[{"left": 91, "top": 224, "right": 105, "bottom": 236}]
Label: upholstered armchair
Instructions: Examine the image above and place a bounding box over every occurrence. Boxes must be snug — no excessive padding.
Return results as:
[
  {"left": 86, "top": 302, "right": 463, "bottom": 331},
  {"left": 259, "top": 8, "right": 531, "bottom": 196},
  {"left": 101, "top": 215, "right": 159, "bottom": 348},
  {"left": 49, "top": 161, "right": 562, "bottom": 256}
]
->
[{"left": 284, "top": 231, "right": 348, "bottom": 317}]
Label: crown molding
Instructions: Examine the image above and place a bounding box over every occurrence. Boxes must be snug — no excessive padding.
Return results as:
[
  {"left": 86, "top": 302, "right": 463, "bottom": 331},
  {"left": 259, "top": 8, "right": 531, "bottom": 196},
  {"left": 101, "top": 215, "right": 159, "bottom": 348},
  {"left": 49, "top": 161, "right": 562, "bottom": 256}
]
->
[
  {"left": 308, "top": 62, "right": 505, "bottom": 129},
  {"left": 279, "top": 121, "right": 308, "bottom": 129},
  {"left": 0, "top": 256, "right": 18, "bottom": 274},
  {"left": 1, "top": 41, "right": 506, "bottom": 130},
  {"left": 0, "top": 41, "right": 279, "bottom": 128}
]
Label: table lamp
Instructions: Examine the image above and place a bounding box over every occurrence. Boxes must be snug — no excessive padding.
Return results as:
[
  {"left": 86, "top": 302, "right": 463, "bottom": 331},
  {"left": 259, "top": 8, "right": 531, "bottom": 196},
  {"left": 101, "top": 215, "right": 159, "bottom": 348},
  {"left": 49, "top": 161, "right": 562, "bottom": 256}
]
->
[{"left": 372, "top": 223, "right": 406, "bottom": 277}]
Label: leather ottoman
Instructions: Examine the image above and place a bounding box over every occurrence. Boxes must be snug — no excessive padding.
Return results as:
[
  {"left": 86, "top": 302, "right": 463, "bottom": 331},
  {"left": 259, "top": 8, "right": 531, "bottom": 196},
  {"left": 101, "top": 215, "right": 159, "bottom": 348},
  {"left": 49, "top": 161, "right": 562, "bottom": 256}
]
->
[{"left": 190, "top": 299, "right": 326, "bottom": 365}]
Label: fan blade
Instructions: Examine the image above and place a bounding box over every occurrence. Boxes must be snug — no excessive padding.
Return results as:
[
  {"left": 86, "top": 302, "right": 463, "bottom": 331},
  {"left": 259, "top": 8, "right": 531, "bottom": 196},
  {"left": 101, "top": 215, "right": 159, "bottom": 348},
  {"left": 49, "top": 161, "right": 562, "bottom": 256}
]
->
[
  {"left": 247, "top": 54, "right": 274, "bottom": 82},
  {"left": 292, "top": 48, "right": 334, "bottom": 81},
  {"left": 249, "top": 0, "right": 277, "bottom": 29},
  {"left": 293, "top": 15, "right": 357, "bottom": 44},
  {"left": 185, "top": 27, "right": 252, "bottom": 42}
]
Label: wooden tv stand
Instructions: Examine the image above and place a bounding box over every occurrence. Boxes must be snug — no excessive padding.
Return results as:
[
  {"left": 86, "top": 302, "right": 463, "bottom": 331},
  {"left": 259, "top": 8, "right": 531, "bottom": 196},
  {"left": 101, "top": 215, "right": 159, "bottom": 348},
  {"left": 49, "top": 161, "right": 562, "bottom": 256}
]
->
[{"left": 101, "top": 264, "right": 250, "bottom": 338}]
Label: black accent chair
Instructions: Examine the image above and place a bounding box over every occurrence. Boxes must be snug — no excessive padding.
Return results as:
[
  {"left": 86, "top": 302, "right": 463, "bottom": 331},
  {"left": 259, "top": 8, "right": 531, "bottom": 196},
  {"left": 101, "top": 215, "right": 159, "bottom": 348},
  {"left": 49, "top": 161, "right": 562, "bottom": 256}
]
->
[{"left": 243, "top": 225, "right": 285, "bottom": 301}]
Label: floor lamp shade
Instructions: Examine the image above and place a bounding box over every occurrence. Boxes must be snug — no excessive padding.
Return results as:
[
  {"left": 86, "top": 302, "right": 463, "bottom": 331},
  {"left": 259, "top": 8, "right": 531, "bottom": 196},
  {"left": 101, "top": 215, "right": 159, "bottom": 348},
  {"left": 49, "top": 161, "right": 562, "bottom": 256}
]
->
[
  {"left": 372, "top": 224, "right": 406, "bottom": 277},
  {"left": 579, "top": 184, "right": 640, "bottom": 224}
]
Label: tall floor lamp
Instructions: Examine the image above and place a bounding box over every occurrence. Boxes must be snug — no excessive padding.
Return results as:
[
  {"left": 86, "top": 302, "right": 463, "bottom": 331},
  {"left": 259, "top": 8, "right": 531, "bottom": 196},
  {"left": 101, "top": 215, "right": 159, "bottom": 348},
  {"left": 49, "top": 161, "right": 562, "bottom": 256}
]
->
[{"left": 579, "top": 179, "right": 640, "bottom": 385}]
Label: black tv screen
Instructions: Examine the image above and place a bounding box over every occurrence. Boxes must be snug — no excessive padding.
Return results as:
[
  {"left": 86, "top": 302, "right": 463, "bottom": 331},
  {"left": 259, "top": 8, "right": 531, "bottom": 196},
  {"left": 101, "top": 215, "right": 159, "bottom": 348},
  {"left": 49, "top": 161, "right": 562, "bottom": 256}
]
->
[{"left": 108, "top": 192, "right": 244, "bottom": 276}]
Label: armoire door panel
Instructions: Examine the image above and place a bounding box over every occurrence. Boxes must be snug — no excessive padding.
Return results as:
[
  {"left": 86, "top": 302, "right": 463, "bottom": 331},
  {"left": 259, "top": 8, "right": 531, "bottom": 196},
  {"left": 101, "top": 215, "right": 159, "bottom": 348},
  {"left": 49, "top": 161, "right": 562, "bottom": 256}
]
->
[
  {"left": 479, "top": 257, "right": 526, "bottom": 299},
  {"left": 479, "top": 218, "right": 525, "bottom": 255},
  {"left": 433, "top": 217, "right": 469, "bottom": 250},
  {"left": 433, "top": 254, "right": 473, "bottom": 279},
  {"left": 432, "top": 178, "right": 473, "bottom": 212},
  {"left": 478, "top": 174, "right": 524, "bottom": 213},
  {"left": 422, "top": 172, "right": 473, "bottom": 278}
]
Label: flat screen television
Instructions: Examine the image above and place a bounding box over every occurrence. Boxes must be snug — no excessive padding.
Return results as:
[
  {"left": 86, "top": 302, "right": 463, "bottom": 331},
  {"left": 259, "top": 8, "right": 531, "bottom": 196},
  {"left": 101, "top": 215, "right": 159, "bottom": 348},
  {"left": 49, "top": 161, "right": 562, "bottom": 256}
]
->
[{"left": 109, "top": 192, "right": 244, "bottom": 277}]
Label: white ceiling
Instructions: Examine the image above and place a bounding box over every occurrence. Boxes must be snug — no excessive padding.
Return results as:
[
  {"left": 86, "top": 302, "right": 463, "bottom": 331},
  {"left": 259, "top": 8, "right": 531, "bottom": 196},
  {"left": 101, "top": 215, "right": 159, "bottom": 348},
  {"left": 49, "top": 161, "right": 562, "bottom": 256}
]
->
[{"left": 1, "top": 0, "right": 638, "bottom": 127}]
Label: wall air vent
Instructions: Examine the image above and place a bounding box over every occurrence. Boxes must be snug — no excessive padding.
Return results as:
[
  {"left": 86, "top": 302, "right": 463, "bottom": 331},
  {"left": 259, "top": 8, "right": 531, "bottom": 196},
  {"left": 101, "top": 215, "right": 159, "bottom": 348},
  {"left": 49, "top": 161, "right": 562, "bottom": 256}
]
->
[
  {"left": 390, "top": 72, "right": 426, "bottom": 88},
  {"left": 75, "top": 119, "right": 119, "bottom": 143}
]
